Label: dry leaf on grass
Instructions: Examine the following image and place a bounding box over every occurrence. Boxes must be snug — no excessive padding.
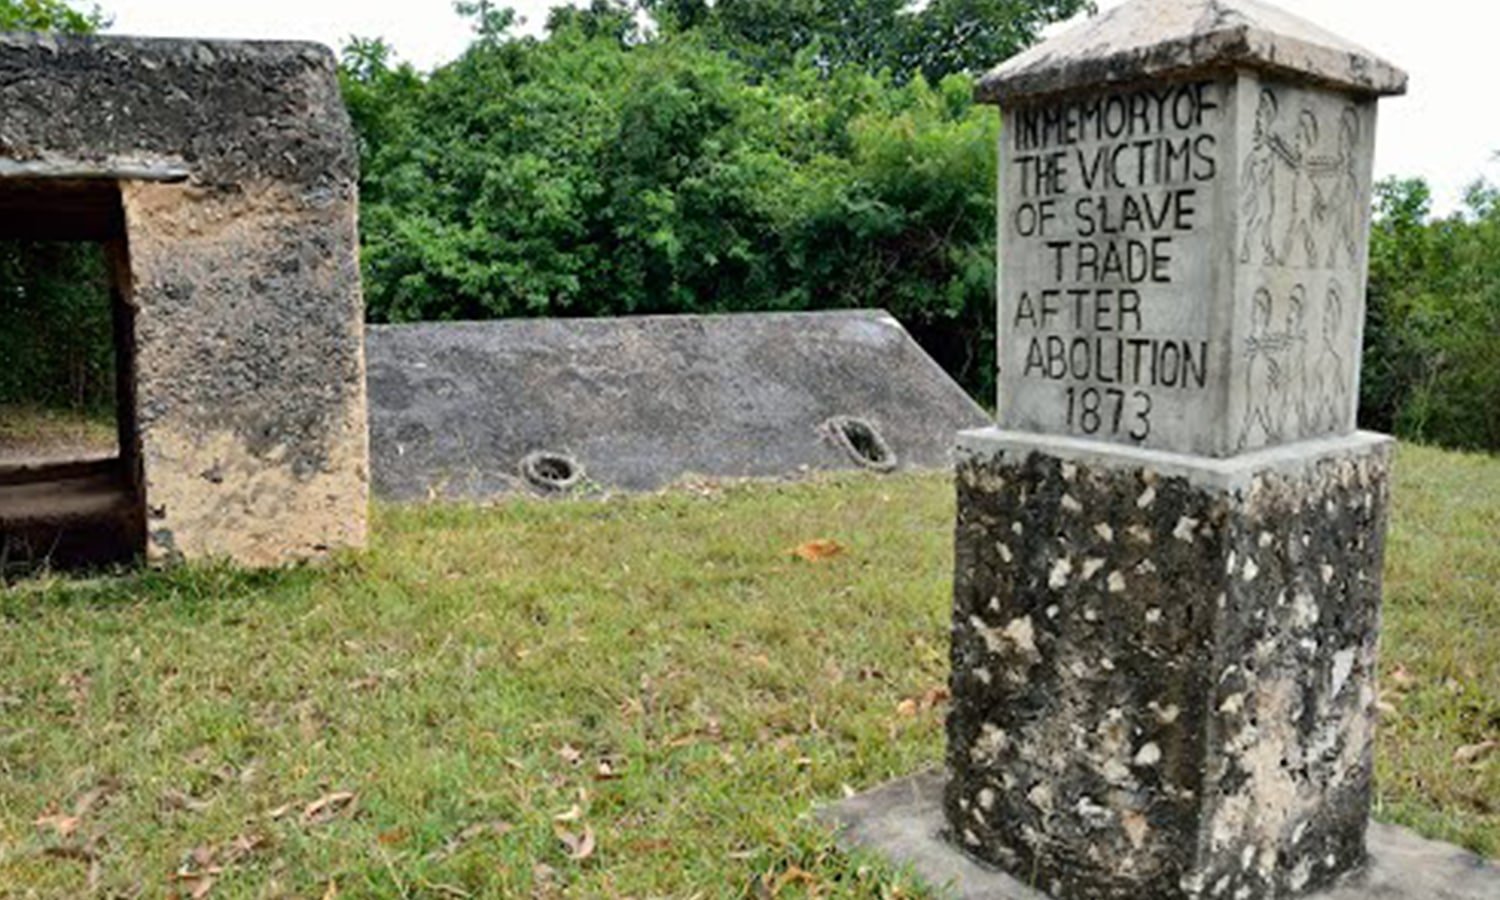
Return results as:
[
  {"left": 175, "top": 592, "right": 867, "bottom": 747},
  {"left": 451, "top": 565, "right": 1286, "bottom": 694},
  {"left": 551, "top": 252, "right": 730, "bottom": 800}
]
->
[
  {"left": 1454, "top": 740, "right": 1499, "bottom": 765},
  {"left": 791, "top": 539, "right": 845, "bottom": 562},
  {"left": 552, "top": 803, "right": 584, "bottom": 823},
  {"left": 556, "top": 744, "right": 583, "bottom": 767},
  {"left": 554, "top": 824, "right": 596, "bottom": 861},
  {"left": 896, "top": 686, "right": 950, "bottom": 717},
  {"left": 301, "top": 791, "right": 357, "bottom": 826},
  {"left": 425, "top": 820, "right": 514, "bottom": 861},
  {"left": 34, "top": 813, "right": 81, "bottom": 838},
  {"left": 769, "top": 865, "right": 818, "bottom": 896},
  {"left": 162, "top": 788, "right": 214, "bottom": 814}
]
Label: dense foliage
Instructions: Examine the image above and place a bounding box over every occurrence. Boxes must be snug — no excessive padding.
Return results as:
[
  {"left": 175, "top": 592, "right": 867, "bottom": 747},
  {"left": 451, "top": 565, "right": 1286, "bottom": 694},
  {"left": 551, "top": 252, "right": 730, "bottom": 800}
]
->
[
  {"left": 0, "top": 243, "right": 115, "bottom": 411},
  {"left": 0, "top": 0, "right": 104, "bottom": 32},
  {"left": 343, "top": 0, "right": 1079, "bottom": 399},
  {"left": 1363, "top": 177, "right": 1500, "bottom": 451}
]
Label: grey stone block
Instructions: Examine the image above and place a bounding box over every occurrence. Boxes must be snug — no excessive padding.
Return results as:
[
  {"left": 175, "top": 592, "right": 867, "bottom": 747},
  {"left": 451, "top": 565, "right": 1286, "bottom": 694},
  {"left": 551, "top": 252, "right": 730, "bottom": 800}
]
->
[
  {"left": 0, "top": 34, "right": 368, "bottom": 567},
  {"left": 819, "top": 770, "right": 1500, "bottom": 900},
  {"left": 975, "top": 0, "right": 1407, "bottom": 105},
  {"left": 366, "top": 311, "right": 991, "bottom": 501}
]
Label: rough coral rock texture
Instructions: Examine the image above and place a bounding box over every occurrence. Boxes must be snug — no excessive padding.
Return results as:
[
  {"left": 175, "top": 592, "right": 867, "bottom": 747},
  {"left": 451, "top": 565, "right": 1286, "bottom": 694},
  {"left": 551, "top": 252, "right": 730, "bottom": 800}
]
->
[
  {"left": 975, "top": 0, "right": 1407, "bottom": 105},
  {"left": 0, "top": 34, "right": 368, "bottom": 566},
  {"left": 946, "top": 431, "right": 1392, "bottom": 900}
]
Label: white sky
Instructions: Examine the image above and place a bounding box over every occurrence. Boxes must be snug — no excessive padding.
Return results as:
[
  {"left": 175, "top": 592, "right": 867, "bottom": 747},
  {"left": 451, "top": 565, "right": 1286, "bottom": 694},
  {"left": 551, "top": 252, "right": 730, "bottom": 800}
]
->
[{"left": 103, "top": 0, "right": 1497, "bottom": 214}]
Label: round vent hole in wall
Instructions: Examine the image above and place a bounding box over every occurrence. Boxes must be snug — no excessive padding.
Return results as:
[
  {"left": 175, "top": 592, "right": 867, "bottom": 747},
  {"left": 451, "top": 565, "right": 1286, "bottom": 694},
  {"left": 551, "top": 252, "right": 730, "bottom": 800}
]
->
[
  {"left": 823, "top": 416, "right": 897, "bottom": 472},
  {"left": 520, "top": 451, "right": 584, "bottom": 492}
]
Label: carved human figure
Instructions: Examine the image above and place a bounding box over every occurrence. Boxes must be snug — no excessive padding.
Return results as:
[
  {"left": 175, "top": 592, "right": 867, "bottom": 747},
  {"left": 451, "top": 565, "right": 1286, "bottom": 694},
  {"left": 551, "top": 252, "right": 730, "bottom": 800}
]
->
[
  {"left": 1279, "top": 284, "right": 1309, "bottom": 436},
  {"left": 1280, "top": 110, "right": 1321, "bottom": 267},
  {"left": 1239, "top": 90, "right": 1285, "bottom": 265},
  {"left": 1318, "top": 107, "right": 1364, "bottom": 269},
  {"left": 1238, "top": 286, "right": 1286, "bottom": 450},
  {"left": 1310, "top": 279, "right": 1350, "bottom": 433}
]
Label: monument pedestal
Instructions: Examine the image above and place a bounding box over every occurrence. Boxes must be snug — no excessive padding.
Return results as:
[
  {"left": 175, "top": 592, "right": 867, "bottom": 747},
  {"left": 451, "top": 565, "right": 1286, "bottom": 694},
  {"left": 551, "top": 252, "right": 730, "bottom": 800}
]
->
[
  {"left": 945, "top": 429, "right": 1391, "bottom": 899},
  {"left": 819, "top": 770, "right": 1500, "bottom": 900}
]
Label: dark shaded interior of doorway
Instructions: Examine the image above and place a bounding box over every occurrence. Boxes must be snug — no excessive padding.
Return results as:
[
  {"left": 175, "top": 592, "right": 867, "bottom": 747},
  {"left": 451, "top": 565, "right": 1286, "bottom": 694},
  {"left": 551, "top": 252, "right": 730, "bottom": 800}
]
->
[{"left": 0, "top": 179, "right": 144, "bottom": 575}]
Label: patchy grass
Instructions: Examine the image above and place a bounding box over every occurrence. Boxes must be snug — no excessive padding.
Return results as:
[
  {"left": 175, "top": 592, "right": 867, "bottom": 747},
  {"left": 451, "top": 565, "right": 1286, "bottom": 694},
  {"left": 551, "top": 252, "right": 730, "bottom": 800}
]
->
[
  {"left": 0, "top": 404, "right": 116, "bottom": 462},
  {"left": 0, "top": 445, "right": 1495, "bottom": 897},
  {"left": 1374, "top": 443, "right": 1500, "bottom": 854}
]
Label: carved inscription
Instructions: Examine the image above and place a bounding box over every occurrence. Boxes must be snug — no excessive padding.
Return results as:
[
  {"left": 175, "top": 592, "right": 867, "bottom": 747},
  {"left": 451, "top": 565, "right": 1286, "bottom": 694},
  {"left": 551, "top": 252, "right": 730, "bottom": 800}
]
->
[{"left": 1003, "top": 82, "right": 1224, "bottom": 445}]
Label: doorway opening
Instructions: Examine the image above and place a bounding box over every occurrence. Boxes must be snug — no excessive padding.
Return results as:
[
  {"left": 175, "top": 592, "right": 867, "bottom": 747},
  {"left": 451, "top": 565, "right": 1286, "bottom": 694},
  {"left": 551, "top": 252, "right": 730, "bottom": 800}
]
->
[{"left": 0, "top": 179, "right": 143, "bottom": 574}]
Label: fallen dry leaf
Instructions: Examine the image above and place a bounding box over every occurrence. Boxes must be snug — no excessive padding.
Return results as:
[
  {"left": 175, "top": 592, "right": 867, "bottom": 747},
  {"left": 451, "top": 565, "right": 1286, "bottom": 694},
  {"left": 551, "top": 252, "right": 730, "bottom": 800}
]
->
[
  {"left": 628, "top": 838, "right": 673, "bottom": 853},
  {"left": 425, "top": 820, "right": 514, "bottom": 861},
  {"left": 554, "top": 824, "right": 596, "bottom": 861},
  {"left": 322, "top": 879, "right": 338, "bottom": 900},
  {"left": 301, "top": 791, "right": 357, "bottom": 826},
  {"left": 895, "top": 699, "right": 918, "bottom": 717},
  {"left": 791, "top": 539, "right": 845, "bottom": 562},
  {"left": 226, "top": 833, "right": 271, "bottom": 862},
  {"left": 34, "top": 813, "right": 81, "bottom": 839},
  {"left": 552, "top": 803, "right": 584, "bottom": 823},
  {"left": 348, "top": 674, "right": 383, "bottom": 692},
  {"left": 182, "top": 873, "right": 217, "bottom": 900},
  {"left": 1388, "top": 665, "right": 1417, "bottom": 689},
  {"left": 266, "top": 801, "right": 296, "bottom": 821},
  {"left": 162, "top": 788, "right": 214, "bottom": 814},
  {"left": 1454, "top": 740, "right": 1499, "bottom": 765},
  {"left": 557, "top": 744, "right": 583, "bottom": 767},
  {"left": 771, "top": 864, "right": 818, "bottom": 895}
]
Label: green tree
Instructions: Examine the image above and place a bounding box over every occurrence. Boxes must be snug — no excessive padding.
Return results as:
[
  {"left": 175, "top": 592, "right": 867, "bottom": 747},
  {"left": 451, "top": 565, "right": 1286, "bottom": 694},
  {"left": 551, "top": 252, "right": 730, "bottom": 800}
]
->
[
  {"left": 346, "top": 3, "right": 1003, "bottom": 396},
  {"left": 0, "top": 0, "right": 107, "bottom": 33},
  {"left": 1365, "top": 175, "right": 1500, "bottom": 451},
  {"left": 655, "top": 0, "right": 1092, "bottom": 82}
]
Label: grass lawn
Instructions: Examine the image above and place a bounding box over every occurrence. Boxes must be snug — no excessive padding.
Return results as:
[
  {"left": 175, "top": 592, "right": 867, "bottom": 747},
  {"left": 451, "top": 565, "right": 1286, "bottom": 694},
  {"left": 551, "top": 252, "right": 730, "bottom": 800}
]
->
[{"left": 0, "top": 443, "right": 1495, "bottom": 897}]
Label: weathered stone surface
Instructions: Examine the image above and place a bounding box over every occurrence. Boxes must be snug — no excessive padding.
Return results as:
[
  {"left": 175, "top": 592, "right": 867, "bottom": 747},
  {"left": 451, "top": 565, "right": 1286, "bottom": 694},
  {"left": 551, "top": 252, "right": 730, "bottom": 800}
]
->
[
  {"left": 0, "top": 35, "right": 368, "bottom": 566},
  {"left": 946, "top": 429, "right": 1392, "bottom": 899},
  {"left": 820, "top": 769, "right": 1500, "bottom": 900},
  {"left": 992, "top": 67, "right": 1384, "bottom": 458},
  {"left": 367, "top": 311, "right": 990, "bottom": 500},
  {"left": 976, "top": 0, "right": 1408, "bottom": 105}
]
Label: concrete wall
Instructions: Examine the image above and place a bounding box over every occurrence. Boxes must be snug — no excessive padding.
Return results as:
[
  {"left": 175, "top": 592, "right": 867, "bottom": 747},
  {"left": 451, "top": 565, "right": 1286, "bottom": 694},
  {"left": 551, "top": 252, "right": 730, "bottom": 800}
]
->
[{"left": 0, "top": 34, "right": 369, "bottom": 565}]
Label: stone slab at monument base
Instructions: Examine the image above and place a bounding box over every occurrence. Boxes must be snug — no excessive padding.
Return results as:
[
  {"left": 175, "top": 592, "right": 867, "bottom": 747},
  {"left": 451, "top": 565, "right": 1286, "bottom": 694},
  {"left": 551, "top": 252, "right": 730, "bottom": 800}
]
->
[
  {"left": 818, "top": 770, "right": 1500, "bottom": 900},
  {"left": 946, "top": 429, "right": 1395, "bottom": 899}
]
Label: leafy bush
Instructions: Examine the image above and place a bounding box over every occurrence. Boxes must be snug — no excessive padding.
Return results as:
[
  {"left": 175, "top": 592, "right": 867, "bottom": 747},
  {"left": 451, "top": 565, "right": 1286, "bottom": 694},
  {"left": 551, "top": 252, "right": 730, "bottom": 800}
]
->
[
  {"left": 0, "top": 242, "right": 115, "bottom": 411},
  {"left": 348, "top": 10, "right": 1006, "bottom": 397},
  {"left": 1364, "top": 177, "right": 1500, "bottom": 452}
]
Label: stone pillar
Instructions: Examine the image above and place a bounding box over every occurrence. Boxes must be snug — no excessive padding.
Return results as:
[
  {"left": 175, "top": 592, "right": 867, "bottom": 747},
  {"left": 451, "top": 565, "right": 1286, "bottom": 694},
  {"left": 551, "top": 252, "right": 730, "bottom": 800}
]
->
[{"left": 945, "top": 2, "right": 1406, "bottom": 898}]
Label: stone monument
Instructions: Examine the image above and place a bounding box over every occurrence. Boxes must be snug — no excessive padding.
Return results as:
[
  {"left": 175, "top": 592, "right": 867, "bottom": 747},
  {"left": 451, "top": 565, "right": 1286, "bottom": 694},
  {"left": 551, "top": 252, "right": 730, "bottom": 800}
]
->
[
  {"left": 0, "top": 34, "right": 368, "bottom": 568},
  {"left": 948, "top": 1, "right": 1405, "bottom": 897},
  {"left": 824, "top": 2, "right": 1493, "bottom": 899},
  {"left": 822, "top": 3, "right": 1500, "bottom": 894}
]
